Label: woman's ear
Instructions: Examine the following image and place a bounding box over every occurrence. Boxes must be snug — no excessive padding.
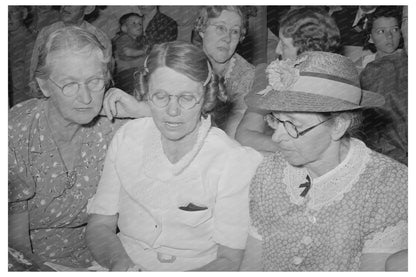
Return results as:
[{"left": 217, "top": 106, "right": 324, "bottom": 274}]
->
[
  {"left": 35, "top": 78, "right": 51, "bottom": 98},
  {"left": 199, "top": 31, "right": 205, "bottom": 39},
  {"left": 121, "top": 24, "right": 127, "bottom": 33},
  {"left": 330, "top": 116, "right": 350, "bottom": 141}
]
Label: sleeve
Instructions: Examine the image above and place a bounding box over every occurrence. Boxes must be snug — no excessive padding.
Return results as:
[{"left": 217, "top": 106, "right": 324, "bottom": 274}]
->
[
  {"left": 362, "top": 161, "right": 408, "bottom": 254},
  {"left": 87, "top": 125, "right": 124, "bottom": 215},
  {"left": 248, "top": 157, "right": 271, "bottom": 242},
  {"left": 8, "top": 109, "right": 35, "bottom": 214},
  {"left": 232, "top": 68, "right": 255, "bottom": 113},
  {"left": 212, "top": 147, "right": 263, "bottom": 249}
]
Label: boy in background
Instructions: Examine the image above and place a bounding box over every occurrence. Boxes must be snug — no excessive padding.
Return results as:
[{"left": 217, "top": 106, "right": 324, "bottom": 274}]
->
[{"left": 113, "top": 13, "right": 148, "bottom": 95}]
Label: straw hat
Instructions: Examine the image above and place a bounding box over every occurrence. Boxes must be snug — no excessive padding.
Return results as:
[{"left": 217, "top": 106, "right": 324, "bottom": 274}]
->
[{"left": 246, "top": 51, "right": 385, "bottom": 112}]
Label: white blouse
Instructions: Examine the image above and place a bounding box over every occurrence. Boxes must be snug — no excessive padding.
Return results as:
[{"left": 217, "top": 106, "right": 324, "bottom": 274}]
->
[{"left": 88, "top": 116, "right": 262, "bottom": 271}]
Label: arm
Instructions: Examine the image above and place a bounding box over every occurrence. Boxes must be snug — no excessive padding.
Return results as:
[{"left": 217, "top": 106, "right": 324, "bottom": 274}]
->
[
  {"left": 101, "top": 88, "right": 151, "bottom": 120},
  {"left": 240, "top": 235, "right": 263, "bottom": 271},
  {"left": 193, "top": 245, "right": 243, "bottom": 271},
  {"left": 385, "top": 249, "right": 408, "bottom": 271},
  {"left": 235, "top": 110, "right": 279, "bottom": 153},
  {"left": 8, "top": 210, "right": 32, "bottom": 254},
  {"left": 86, "top": 214, "right": 137, "bottom": 271}
]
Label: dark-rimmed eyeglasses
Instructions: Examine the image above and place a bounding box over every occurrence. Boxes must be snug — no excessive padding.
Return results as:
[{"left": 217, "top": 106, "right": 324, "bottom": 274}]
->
[
  {"left": 48, "top": 77, "right": 106, "bottom": 97},
  {"left": 149, "top": 91, "right": 203, "bottom": 110},
  {"left": 264, "top": 113, "right": 332, "bottom": 139}
]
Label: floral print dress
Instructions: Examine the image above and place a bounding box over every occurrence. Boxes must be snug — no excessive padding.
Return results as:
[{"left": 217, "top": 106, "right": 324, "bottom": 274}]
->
[{"left": 8, "top": 99, "right": 122, "bottom": 268}]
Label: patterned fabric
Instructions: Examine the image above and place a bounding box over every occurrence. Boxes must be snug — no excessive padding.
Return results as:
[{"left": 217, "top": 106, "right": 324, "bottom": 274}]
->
[
  {"left": 249, "top": 139, "right": 407, "bottom": 271},
  {"left": 28, "top": 21, "right": 112, "bottom": 98},
  {"left": 88, "top": 116, "right": 262, "bottom": 271},
  {"left": 224, "top": 53, "right": 255, "bottom": 113},
  {"left": 8, "top": 99, "right": 122, "bottom": 268},
  {"left": 360, "top": 50, "right": 408, "bottom": 165},
  {"left": 8, "top": 26, "right": 36, "bottom": 106},
  {"left": 145, "top": 11, "right": 177, "bottom": 49}
]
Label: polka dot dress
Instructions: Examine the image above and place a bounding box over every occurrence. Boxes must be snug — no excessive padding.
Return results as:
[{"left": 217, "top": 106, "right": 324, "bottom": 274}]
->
[{"left": 249, "top": 139, "right": 407, "bottom": 271}]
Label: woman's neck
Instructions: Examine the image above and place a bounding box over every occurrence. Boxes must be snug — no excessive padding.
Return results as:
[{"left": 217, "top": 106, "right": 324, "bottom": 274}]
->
[
  {"left": 304, "top": 138, "right": 350, "bottom": 179},
  {"left": 46, "top": 101, "right": 81, "bottom": 145},
  {"left": 210, "top": 58, "right": 231, "bottom": 77},
  {"left": 161, "top": 121, "right": 201, "bottom": 164}
]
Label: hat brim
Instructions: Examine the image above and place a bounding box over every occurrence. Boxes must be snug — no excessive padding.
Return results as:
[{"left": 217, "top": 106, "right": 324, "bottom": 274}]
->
[
  {"left": 246, "top": 63, "right": 385, "bottom": 113},
  {"left": 246, "top": 89, "right": 385, "bottom": 113}
]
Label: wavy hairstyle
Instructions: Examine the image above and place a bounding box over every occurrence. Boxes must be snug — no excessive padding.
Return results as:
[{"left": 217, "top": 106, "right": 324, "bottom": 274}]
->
[
  {"left": 35, "top": 26, "right": 112, "bottom": 83},
  {"left": 135, "top": 41, "right": 227, "bottom": 118},
  {"left": 194, "top": 6, "right": 247, "bottom": 43},
  {"left": 280, "top": 7, "right": 341, "bottom": 55}
]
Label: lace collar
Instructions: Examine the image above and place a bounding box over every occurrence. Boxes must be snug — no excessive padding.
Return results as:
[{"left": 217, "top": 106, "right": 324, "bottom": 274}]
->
[
  {"left": 142, "top": 115, "right": 212, "bottom": 181},
  {"left": 283, "top": 138, "right": 371, "bottom": 211},
  {"left": 224, "top": 55, "right": 236, "bottom": 81}
]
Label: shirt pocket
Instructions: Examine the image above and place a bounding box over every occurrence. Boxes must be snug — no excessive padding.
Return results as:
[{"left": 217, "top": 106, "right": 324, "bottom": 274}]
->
[{"left": 175, "top": 208, "right": 212, "bottom": 228}]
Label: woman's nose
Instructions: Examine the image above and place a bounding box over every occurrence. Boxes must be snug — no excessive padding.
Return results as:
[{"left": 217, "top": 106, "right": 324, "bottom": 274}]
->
[
  {"left": 77, "top": 85, "right": 92, "bottom": 104},
  {"left": 222, "top": 31, "right": 232, "bottom": 43},
  {"left": 166, "top": 98, "right": 180, "bottom": 117}
]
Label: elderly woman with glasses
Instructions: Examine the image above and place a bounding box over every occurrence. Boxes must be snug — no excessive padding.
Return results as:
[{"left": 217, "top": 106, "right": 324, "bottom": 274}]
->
[
  {"left": 240, "top": 51, "right": 407, "bottom": 271},
  {"left": 8, "top": 26, "right": 124, "bottom": 268},
  {"left": 86, "top": 41, "right": 262, "bottom": 271},
  {"left": 192, "top": 6, "right": 255, "bottom": 138}
]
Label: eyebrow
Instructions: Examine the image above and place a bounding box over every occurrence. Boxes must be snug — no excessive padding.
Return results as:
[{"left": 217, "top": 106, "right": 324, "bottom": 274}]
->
[{"left": 210, "top": 20, "right": 241, "bottom": 27}]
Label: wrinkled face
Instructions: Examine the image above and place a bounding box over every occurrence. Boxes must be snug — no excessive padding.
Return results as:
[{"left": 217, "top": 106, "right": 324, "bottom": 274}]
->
[
  {"left": 276, "top": 30, "right": 298, "bottom": 61},
  {"left": 124, "top": 15, "right": 143, "bottom": 37},
  {"left": 40, "top": 49, "right": 106, "bottom": 125},
  {"left": 370, "top": 17, "right": 401, "bottom": 55},
  {"left": 148, "top": 67, "right": 204, "bottom": 142},
  {"left": 201, "top": 10, "right": 242, "bottom": 65},
  {"left": 270, "top": 112, "right": 333, "bottom": 167},
  {"left": 60, "top": 6, "right": 85, "bottom": 24}
]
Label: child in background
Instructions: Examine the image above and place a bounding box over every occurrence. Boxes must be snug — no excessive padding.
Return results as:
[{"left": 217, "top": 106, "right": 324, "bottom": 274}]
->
[
  {"left": 113, "top": 13, "right": 148, "bottom": 95},
  {"left": 356, "top": 6, "right": 402, "bottom": 71}
]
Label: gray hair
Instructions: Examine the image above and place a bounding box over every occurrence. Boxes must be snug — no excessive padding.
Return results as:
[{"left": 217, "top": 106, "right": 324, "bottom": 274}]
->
[{"left": 35, "top": 26, "right": 111, "bottom": 81}]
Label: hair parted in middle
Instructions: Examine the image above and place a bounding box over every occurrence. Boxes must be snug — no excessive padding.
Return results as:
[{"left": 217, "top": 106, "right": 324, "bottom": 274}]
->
[
  {"left": 279, "top": 6, "right": 341, "bottom": 55},
  {"left": 194, "top": 6, "right": 247, "bottom": 43},
  {"left": 134, "top": 41, "right": 227, "bottom": 118}
]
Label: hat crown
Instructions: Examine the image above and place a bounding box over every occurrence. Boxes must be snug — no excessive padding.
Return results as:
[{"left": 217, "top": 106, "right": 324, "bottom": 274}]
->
[{"left": 297, "top": 51, "right": 360, "bottom": 87}]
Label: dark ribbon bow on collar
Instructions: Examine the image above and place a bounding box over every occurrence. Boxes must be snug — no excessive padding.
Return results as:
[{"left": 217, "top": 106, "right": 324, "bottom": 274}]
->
[{"left": 299, "top": 175, "right": 311, "bottom": 197}]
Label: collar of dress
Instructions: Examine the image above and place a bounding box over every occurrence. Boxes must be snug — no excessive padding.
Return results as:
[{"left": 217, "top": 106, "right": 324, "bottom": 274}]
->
[
  {"left": 224, "top": 55, "right": 236, "bottom": 81},
  {"left": 283, "top": 138, "right": 371, "bottom": 211},
  {"left": 142, "top": 115, "right": 212, "bottom": 181}
]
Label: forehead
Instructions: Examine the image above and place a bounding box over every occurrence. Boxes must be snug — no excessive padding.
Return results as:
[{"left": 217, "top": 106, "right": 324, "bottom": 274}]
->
[
  {"left": 373, "top": 16, "right": 399, "bottom": 28},
  {"left": 149, "top": 67, "right": 202, "bottom": 95},
  {"left": 47, "top": 49, "right": 104, "bottom": 76},
  {"left": 209, "top": 10, "right": 242, "bottom": 26}
]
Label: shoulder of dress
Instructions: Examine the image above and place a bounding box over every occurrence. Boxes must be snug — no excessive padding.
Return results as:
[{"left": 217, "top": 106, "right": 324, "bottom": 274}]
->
[{"left": 9, "top": 99, "right": 42, "bottom": 125}]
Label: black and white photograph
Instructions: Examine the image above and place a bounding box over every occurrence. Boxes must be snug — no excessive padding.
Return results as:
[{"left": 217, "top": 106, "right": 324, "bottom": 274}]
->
[{"left": 6, "top": 2, "right": 410, "bottom": 272}]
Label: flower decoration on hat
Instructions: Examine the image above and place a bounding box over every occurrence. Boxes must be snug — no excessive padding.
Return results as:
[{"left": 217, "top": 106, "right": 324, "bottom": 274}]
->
[{"left": 257, "top": 56, "right": 307, "bottom": 96}]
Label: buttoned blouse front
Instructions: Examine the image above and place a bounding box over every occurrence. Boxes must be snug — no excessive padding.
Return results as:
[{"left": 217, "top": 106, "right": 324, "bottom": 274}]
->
[{"left": 88, "top": 116, "right": 263, "bottom": 271}]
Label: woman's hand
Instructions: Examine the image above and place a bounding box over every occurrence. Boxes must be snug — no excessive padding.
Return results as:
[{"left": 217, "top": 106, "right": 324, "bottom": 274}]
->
[{"left": 102, "top": 88, "right": 151, "bottom": 120}]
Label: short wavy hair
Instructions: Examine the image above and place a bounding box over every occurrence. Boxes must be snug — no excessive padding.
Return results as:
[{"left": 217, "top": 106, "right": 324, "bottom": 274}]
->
[
  {"left": 194, "top": 6, "right": 247, "bottom": 43},
  {"left": 135, "top": 41, "right": 227, "bottom": 118},
  {"left": 35, "top": 26, "right": 111, "bottom": 82},
  {"left": 280, "top": 7, "right": 341, "bottom": 55}
]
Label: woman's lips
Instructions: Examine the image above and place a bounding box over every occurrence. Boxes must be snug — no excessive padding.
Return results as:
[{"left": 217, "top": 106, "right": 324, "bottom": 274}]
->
[{"left": 165, "top": 121, "right": 182, "bottom": 128}]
